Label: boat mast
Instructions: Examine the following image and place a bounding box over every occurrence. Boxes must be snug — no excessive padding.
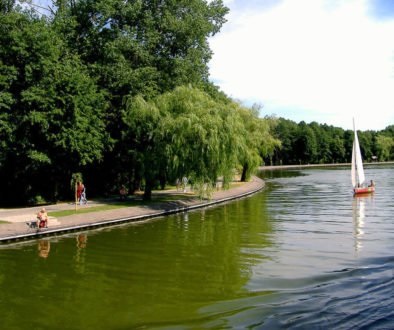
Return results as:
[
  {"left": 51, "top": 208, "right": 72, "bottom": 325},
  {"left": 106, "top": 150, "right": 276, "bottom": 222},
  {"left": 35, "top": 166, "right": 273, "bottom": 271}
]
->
[{"left": 353, "top": 118, "right": 365, "bottom": 187}]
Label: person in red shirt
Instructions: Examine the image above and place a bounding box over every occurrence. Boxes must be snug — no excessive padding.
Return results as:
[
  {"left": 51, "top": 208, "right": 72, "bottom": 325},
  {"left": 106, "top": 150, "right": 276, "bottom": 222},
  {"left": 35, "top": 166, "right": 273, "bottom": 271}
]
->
[{"left": 77, "top": 182, "right": 84, "bottom": 203}]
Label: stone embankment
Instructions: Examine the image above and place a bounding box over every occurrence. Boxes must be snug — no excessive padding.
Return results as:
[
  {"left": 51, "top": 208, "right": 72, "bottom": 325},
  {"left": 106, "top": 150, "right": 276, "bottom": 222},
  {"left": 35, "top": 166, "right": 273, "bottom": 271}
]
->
[{"left": 0, "top": 176, "right": 264, "bottom": 244}]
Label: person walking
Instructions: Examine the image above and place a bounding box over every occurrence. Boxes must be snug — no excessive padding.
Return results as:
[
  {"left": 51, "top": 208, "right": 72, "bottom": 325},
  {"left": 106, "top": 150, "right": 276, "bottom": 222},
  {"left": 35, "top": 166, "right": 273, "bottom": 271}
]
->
[
  {"left": 182, "top": 176, "right": 188, "bottom": 193},
  {"left": 77, "top": 182, "right": 87, "bottom": 205}
]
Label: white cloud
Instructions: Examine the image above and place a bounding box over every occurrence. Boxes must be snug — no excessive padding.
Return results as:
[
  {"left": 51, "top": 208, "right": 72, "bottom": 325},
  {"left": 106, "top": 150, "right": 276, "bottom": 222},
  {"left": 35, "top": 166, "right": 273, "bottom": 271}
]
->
[{"left": 209, "top": 0, "right": 394, "bottom": 130}]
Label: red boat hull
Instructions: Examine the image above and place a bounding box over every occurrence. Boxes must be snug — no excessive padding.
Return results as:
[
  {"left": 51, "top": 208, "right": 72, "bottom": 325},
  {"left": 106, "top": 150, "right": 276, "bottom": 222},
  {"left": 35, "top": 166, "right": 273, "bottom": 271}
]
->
[{"left": 354, "top": 186, "right": 375, "bottom": 195}]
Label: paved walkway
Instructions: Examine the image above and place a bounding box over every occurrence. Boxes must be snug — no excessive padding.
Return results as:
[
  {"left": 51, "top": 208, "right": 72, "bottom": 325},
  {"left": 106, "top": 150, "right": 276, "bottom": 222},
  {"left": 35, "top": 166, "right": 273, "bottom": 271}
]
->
[{"left": 0, "top": 177, "right": 264, "bottom": 243}]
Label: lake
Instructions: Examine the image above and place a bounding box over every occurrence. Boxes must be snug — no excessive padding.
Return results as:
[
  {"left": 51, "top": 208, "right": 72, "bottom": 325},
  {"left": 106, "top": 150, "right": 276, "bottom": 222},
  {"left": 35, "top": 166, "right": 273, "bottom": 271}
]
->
[{"left": 0, "top": 165, "right": 393, "bottom": 329}]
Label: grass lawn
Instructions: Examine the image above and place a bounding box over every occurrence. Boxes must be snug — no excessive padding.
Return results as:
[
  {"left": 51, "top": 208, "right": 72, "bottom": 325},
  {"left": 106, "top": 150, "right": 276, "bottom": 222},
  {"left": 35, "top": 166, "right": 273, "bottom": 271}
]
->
[
  {"left": 1, "top": 181, "right": 245, "bottom": 221},
  {"left": 49, "top": 193, "right": 194, "bottom": 218}
]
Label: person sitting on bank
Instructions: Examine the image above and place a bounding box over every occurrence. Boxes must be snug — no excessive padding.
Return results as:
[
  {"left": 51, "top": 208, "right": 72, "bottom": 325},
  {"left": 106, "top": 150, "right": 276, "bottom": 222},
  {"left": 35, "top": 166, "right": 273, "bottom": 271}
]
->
[{"left": 37, "top": 208, "right": 48, "bottom": 228}]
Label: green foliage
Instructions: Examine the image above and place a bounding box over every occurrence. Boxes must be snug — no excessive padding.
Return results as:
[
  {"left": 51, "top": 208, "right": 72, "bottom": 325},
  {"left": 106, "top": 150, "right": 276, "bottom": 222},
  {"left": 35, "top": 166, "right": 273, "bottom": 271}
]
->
[
  {"left": 294, "top": 122, "right": 318, "bottom": 164},
  {"left": 0, "top": 0, "right": 15, "bottom": 13},
  {"left": 233, "top": 105, "right": 280, "bottom": 181},
  {"left": 269, "top": 118, "right": 393, "bottom": 165},
  {"left": 0, "top": 11, "right": 108, "bottom": 204},
  {"left": 60, "top": 0, "right": 229, "bottom": 104},
  {"left": 122, "top": 86, "right": 242, "bottom": 200},
  {"left": 52, "top": 0, "right": 230, "bottom": 199},
  {"left": 71, "top": 173, "right": 83, "bottom": 190},
  {"left": 27, "top": 194, "right": 47, "bottom": 206},
  {"left": 7, "top": 0, "right": 392, "bottom": 208},
  {"left": 375, "top": 134, "right": 394, "bottom": 161},
  {"left": 156, "top": 86, "right": 240, "bottom": 185}
]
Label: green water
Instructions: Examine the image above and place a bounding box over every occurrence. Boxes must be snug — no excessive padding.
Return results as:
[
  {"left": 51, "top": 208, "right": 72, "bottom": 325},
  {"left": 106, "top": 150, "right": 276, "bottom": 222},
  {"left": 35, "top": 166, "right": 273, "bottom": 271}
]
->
[
  {"left": 1, "top": 166, "right": 393, "bottom": 329},
  {"left": 0, "top": 193, "right": 273, "bottom": 329}
]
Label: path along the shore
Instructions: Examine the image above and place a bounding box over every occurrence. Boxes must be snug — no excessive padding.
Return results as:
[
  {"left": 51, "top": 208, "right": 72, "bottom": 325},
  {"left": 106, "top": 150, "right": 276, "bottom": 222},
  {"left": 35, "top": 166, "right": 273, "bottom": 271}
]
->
[{"left": 0, "top": 176, "right": 264, "bottom": 244}]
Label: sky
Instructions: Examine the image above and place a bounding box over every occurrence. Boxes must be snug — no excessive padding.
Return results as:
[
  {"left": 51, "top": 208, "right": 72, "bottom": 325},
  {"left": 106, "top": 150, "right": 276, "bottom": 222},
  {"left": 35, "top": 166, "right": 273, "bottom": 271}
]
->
[
  {"left": 208, "top": 0, "right": 394, "bottom": 131},
  {"left": 22, "top": 0, "right": 394, "bottom": 131}
]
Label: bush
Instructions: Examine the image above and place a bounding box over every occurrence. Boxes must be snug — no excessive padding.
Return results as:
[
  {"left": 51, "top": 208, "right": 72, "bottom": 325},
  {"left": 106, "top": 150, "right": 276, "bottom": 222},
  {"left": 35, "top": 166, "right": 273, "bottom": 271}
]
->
[{"left": 27, "top": 195, "right": 47, "bottom": 206}]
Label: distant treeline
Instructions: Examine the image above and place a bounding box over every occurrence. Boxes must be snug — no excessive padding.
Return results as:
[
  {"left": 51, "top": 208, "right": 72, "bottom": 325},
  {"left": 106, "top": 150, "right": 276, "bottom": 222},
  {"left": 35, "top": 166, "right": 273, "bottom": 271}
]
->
[{"left": 263, "top": 118, "right": 394, "bottom": 166}]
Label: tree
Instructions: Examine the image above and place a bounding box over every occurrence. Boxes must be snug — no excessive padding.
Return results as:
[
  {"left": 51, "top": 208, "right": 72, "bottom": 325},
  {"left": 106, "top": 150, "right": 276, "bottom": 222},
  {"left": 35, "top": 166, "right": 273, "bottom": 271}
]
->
[
  {"left": 270, "top": 118, "right": 298, "bottom": 165},
  {"left": 375, "top": 134, "right": 394, "bottom": 161},
  {"left": 375, "top": 125, "right": 394, "bottom": 161},
  {"left": 291, "top": 121, "right": 317, "bottom": 164},
  {"left": 0, "top": 12, "right": 107, "bottom": 203},
  {"left": 260, "top": 115, "right": 282, "bottom": 166},
  {"left": 122, "top": 86, "right": 242, "bottom": 200},
  {"left": 1, "top": 0, "right": 15, "bottom": 13},
  {"left": 234, "top": 107, "right": 280, "bottom": 181},
  {"left": 53, "top": 0, "right": 228, "bottom": 108},
  {"left": 329, "top": 134, "right": 346, "bottom": 163},
  {"left": 271, "top": 119, "right": 351, "bottom": 165},
  {"left": 51, "top": 0, "right": 229, "bottom": 196},
  {"left": 122, "top": 94, "right": 163, "bottom": 200},
  {"left": 358, "top": 130, "right": 376, "bottom": 162}
]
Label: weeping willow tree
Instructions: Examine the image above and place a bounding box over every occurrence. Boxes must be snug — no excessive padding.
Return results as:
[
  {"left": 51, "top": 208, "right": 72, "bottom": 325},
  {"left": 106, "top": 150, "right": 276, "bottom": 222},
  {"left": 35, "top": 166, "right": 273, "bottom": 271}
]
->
[
  {"left": 228, "top": 104, "right": 281, "bottom": 182},
  {"left": 234, "top": 106, "right": 264, "bottom": 182},
  {"left": 257, "top": 115, "right": 282, "bottom": 167},
  {"left": 122, "top": 95, "right": 162, "bottom": 200},
  {"left": 122, "top": 86, "right": 243, "bottom": 200},
  {"left": 122, "top": 86, "right": 282, "bottom": 199},
  {"left": 156, "top": 86, "right": 244, "bottom": 198}
]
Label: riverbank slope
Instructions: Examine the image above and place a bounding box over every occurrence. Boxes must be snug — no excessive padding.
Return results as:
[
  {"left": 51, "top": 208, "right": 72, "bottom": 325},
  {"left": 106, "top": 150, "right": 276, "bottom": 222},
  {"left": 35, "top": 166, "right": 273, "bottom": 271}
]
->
[{"left": 0, "top": 176, "right": 264, "bottom": 244}]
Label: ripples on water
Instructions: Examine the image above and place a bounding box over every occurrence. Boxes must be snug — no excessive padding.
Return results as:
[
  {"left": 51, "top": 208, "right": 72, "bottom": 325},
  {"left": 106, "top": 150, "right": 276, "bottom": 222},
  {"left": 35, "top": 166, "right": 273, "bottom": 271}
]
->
[
  {"left": 0, "top": 165, "right": 393, "bottom": 329},
  {"left": 202, "top": 166, "right": 394, "bottom": 329},
  {"left": 244, "top": 165, "right": 394, "bottom": 329}
]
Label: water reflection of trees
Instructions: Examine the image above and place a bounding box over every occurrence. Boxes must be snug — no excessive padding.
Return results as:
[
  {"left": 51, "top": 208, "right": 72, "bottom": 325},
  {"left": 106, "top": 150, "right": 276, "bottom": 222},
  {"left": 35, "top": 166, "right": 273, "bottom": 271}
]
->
[
  {"left": 259, "top": 169, "right": 306, "bottom": 180},
  {"left": 48, "top": 193, "right": 274, "bottom": 327},
  {"left": 0, "top": 193, "right": 275, "bottom": 328}
]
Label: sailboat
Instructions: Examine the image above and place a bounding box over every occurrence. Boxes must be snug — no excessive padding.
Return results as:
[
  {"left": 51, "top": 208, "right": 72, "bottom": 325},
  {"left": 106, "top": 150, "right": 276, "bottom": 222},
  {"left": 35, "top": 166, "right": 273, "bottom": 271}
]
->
[{"left": 351, "top": 119, "right": 375, "bottom": 195}]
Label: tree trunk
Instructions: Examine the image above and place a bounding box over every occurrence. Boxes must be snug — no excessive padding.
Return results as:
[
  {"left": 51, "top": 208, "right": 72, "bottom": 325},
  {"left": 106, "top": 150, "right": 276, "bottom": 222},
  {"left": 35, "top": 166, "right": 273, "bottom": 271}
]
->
[
  {"left": 241, "top": 163, "right": 248, "bottom": 182},
  {"left": 143, "top": 178, "right": 153, "bottom": 201}
]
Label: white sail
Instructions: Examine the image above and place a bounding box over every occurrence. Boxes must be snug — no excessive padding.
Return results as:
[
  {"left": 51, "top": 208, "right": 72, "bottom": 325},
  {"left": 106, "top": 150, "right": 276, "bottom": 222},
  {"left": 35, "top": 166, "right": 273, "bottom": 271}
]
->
[
  {"left": 351, "top": 140, "right": 357, "bottom": 188},
  {"left": 352, "top": 119, "right": 365, "bottom": 187}
]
